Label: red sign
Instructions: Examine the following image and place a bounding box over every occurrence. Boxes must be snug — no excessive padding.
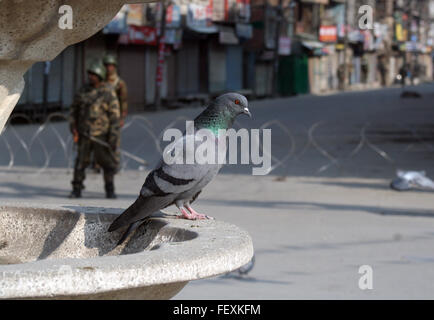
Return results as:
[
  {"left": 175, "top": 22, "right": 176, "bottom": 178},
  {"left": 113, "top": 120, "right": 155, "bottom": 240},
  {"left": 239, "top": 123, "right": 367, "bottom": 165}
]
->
[
  {"left": 319, "top": 25, "right": 337, "bottom": 43},
  {"left": 120, "top": 25, "right": 157, "bottom": 45}
]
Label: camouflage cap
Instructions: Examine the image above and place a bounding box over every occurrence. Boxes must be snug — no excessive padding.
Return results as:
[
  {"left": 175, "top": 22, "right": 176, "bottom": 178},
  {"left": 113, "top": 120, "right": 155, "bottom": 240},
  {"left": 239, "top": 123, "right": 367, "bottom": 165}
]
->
[
  {"left": 103, "top": 54, "right": 118, "bottom": 66},
  {"left": 87, "top": 62, "right": 106, "bottom": 80}
]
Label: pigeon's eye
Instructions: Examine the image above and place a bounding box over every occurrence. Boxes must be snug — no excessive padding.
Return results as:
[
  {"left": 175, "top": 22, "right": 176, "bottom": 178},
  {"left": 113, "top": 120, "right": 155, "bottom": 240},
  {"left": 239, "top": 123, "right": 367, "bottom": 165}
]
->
[{"left": 234, "top": 99, "right": 240, "bottom": 105}]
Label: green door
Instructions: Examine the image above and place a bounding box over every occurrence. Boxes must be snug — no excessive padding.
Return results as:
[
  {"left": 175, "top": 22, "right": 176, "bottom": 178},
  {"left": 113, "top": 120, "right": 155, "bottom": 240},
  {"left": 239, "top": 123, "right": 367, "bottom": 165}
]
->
[{"left": 278, "top": 55, "right": 309, "bottom": 95}]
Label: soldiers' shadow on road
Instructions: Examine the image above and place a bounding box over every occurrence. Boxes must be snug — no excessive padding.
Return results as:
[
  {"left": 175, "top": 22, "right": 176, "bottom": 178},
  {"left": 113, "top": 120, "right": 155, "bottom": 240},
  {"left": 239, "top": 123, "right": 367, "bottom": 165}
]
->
[
  {"left": 305, "top": 180, "right": 434, "bottom": 193},
  {"left": 201, "top": 199, "right": 434, "bottom": 218},
  {"left": 0, "top": 180, "right": 138, "bottom": 199},
  {"left": 0, "top": 181, "right": 75, "bottom": 199}
]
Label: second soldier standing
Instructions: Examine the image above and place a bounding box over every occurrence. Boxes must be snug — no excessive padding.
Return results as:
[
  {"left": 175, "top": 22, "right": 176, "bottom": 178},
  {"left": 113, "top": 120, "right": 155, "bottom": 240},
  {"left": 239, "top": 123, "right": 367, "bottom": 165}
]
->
[
  {"left": 69, "top": 62, "right": 121, "bottom": 199},
  {"left": 103, "top": 54, "right": 128, "bottom": 126}
]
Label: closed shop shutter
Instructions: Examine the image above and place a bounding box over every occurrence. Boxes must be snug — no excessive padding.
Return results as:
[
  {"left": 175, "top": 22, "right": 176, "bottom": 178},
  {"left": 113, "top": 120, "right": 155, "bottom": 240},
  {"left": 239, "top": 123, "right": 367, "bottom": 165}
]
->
[
  {"left": 118, "top": 45, "right": 147, "bottom": 112},
  {"left": 226, "top": 45, "right": 243, "bottom": 91},
  {"left": 255, "top": 62, "right": 272, "bottom": 97},
  {"left": 208, "top": 41, "right": 226, "bottom": 93},
  {"left": 145, "top": 47, "right": 157, "bottom": 105},
  {"left": 176, "top": 41, "right": 199, "bottom": 95}
]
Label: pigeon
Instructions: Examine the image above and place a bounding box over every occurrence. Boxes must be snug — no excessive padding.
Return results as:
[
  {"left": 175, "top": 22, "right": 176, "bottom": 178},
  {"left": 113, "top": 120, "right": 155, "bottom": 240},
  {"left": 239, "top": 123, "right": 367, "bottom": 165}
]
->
[
  {"left": 390, "top": 170, "right": 434, "bottom": 191},
  {"left": 108, "top": 93, "right": 251, "bottom": 245}
]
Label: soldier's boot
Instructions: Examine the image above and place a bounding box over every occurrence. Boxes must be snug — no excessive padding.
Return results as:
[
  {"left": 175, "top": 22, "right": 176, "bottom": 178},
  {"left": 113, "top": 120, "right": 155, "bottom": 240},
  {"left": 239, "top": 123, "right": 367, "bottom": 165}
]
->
[
  {"left": 69, "top": 185, "right": 82, "bottom": 198},
  {"left": 70, "top": 170, "right": 85, "bottom": 198},
  {"left": 105, "top": 182, "right": 117, "bottom": 199}
]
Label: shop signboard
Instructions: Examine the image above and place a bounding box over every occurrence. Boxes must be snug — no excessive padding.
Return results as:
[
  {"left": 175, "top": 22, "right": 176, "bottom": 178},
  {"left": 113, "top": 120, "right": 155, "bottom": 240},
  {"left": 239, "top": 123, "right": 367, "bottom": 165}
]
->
[{"left": 319, "top": 25, "right": 337, "bottom": 42}]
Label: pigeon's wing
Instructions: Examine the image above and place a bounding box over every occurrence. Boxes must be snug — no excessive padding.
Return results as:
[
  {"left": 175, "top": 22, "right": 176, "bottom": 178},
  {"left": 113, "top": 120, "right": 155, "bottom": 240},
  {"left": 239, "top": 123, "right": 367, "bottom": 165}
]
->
[
  {"left": 142, "top": 132, "right": 218, "bottom": 196},
  {"left": 109, "top": 134, "right": 220, "bottom": 232}
]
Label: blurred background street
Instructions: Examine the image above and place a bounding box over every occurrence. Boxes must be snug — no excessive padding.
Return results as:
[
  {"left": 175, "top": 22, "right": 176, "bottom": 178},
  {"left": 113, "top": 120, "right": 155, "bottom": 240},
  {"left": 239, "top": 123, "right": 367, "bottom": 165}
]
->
[
  {"left": 1, "top": 84, "right": 434, "bottom": 298},
  {"left": 14, "top": 0, "right": 434, "bottom": 119}
]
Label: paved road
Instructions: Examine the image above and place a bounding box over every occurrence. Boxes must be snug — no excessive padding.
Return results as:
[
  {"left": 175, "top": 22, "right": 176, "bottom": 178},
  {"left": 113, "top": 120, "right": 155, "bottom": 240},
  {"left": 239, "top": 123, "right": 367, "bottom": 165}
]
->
[{"left": 1, "top": 84, "right": 434, "bottom": 298}]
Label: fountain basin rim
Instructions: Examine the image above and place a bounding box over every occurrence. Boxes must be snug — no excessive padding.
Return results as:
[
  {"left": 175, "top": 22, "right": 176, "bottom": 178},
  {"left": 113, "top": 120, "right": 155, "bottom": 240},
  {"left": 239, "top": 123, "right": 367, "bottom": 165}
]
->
[{"left": 0, "top": 203, "right": 254, "bottom": 299}]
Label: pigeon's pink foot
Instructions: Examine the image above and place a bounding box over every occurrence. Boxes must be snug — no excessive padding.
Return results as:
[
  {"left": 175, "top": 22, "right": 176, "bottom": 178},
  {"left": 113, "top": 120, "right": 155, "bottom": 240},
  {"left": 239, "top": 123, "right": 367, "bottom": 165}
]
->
[
  {"left": 177, "top": 207, "right": 194, "bottom": 220},
  {"left": 185, "top": 205, "right": 214, "bottom": 220}
]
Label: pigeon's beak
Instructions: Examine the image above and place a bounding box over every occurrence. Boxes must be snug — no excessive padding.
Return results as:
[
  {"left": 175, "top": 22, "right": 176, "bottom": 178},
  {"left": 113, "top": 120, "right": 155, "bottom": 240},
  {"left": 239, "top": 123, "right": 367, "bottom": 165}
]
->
[{"left": 243, "top": 107, "right": 252, "bottom": 118}]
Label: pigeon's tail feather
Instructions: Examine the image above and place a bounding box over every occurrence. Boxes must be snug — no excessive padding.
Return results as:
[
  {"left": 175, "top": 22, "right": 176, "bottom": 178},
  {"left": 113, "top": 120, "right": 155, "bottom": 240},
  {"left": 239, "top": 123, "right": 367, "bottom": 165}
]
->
[
  {"left": 108, "top": 195, "right": 150, "bottom": 232},
  {"left": 108, "top": 194, "right": 175, "bottom": 233},
  {"left": 116, "top": 220, "right": 143, "bottom": 246}
]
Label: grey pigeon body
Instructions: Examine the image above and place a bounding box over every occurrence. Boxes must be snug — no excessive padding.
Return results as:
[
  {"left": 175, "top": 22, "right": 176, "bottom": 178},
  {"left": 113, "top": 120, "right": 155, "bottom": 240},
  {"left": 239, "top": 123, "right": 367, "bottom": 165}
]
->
[{"left": 108, "top": 93, "right": 251, "bottom": 245}]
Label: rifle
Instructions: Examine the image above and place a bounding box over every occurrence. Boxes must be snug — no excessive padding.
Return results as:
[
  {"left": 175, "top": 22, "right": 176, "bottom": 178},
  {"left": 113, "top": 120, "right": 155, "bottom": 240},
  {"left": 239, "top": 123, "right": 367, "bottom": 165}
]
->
[{"left": 81, "top": 132, "right": 148, "bottom": 167}]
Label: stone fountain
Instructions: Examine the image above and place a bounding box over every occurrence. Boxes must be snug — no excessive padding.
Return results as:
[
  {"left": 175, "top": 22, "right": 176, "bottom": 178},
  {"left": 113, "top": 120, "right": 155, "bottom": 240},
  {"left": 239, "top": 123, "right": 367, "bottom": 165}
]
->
[
  {"left": 0, "top": 1, "right": 254, "bottom": 299},
  {"left": 0, "top": 204, "right": 253, "bottom": 299}
]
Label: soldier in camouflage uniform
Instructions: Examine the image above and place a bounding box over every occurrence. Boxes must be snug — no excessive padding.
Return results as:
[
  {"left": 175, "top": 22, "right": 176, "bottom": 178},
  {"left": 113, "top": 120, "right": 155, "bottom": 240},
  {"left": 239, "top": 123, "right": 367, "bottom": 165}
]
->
[
  {"left": 103, "top": 54, "right": 128, "bottom": 125},
  {"left": 89, "top": 54, "right": 128, "bottom": 174},
  {"left": 69, "top": 62, "right": 121, "bottom": 199}
]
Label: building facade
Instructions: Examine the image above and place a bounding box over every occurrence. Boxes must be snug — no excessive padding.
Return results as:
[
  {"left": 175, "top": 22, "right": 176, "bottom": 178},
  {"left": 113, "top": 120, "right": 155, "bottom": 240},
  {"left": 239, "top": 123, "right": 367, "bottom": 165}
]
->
[{"left": 15, "top": 0, "right": 434, "bottom": 118}]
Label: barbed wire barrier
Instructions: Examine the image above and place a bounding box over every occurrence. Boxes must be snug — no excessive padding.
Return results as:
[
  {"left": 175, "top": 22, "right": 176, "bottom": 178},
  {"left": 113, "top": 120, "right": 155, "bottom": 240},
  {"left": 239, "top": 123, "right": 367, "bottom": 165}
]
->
[{"left": 0, "top": 112, "right": 433, "bottom": 177}]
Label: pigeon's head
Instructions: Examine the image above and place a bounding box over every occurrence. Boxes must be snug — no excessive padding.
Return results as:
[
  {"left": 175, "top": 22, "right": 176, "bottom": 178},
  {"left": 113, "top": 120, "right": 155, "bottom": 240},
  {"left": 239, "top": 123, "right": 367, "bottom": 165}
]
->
[{"left": 215, "top": 92, "right": 251, "bottom": 118}]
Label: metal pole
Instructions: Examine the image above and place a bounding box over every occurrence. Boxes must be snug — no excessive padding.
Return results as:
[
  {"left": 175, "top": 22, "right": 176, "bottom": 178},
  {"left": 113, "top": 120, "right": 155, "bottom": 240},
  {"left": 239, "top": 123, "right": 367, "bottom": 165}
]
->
[
  {"left": 272, "top": 0, "right": 283, "bottom": 97},
  {"left": 343, "top": 0, "right": 349, "bottom": 90},
  {"left": 59, "top": 50, "right": 64, "bottom": 111},
  {"left": 155, "top": 0, "right": 167, "bottom": 110},
  {"left": 81, "top": 41, "right": 86, "bottom": 85},
  {"left": 43, "top": 61, "right": 49, "bottom": 122},
  {"left": 386, "top": 0, "right": 394, "bottom": 87}
]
